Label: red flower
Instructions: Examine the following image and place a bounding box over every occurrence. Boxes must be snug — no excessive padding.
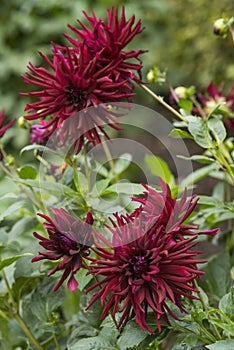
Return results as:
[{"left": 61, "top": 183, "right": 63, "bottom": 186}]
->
[
  {"left": 0, "top": 109, "right": 16, "bottom": 138},
  {"left": 32, "top": 209, "right": 94, "bottom": 291},
  {"left": 30, "top": 120, "right": 49, "bottom": 144},
  {"left": 198, "top": 82, "right": 234, "bottom": 128},
  {"left": 64, "top": 6, "right": 145, "bottom": 87},
  {"left": 20, "top": 7, "right": 144, "bottom": 152},
  {"left": 86, "top": 182, "right": 219, "bottom": 333}
]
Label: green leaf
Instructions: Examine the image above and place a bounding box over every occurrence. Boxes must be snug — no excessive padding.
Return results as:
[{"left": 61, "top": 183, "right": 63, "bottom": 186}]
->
[
  {"left": 172, "top": 333, "right": 198, "bottom": 350},
  {"left": 208, "top": 117, "right": 226, "bottom": 144},
  {"left": 16, "top": 179, "right": 79, "bottom": 198},
  {"left": 91, "top": 179, "right": 110, "bottom": 197},
  {"left": 205, "top": 252, "right": 231, "bottom": 299},
  {"left": 104, "top": 182, "right": 144, "bottom": 195},
  {"left": 205, "top": 340, "right": 234, "bottom": 349},
  {"left": 0, "top": 254, "right": 32, "bottom": 271},
  {"left": 178, "top": 155, "right": 215, "bottom": 164},
  {"left": 0, "top": 201, "right": 25, "bottom": 221},
  {"left": 145, "top": 155, "right": 175, "bottom": 184},
  {"left": 180, "top": 164, "right": 218, "bottom": 189},
  {"left": 67, "top": 337, "right": 117, "bottom": 350},
  {"left": 76, "top": 268, "right": 93, "bottom": 292},
  {"left": 20, "top": 144, "right": 64, "bottom": 159},
  {"left": 73, "top": 172, "right": 88, "bottom": 197},
  {"left": 178, "top": 98, "right": 193, "bottom": 113},
  {"left": 113, "top": 153, "right": 132, "bottom": 175},
  {"left": 117, "top": 320, "right": 150, "bottom": 350},
  {"left": 219, "top": 286, "right": 234, "bottom": 318},
  {"left": 187, "top": 116, "right": 213, "bottom": 148},
  {"left": 17, "top": 165, "right": 37, "bottom": 180},
  {"left": 169, "top": 128, "right": 193, "bottom": 139}
]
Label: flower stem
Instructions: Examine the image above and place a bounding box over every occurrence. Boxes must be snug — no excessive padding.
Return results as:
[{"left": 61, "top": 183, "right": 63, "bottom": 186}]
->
[
  {"left": 14, "top": 314, "right": 44, "bottom": 350},
  {"left": 140, "top": 84, "right": 187, "bottom": 122},
  {"left": 1, "top": 269, "right": 43, "bottom": 350},
  {"left": 101, "top": 136, "right": 115, "bottom": 172}
]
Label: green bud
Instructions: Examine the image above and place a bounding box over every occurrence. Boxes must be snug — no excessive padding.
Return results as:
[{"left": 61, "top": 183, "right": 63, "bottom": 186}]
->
[
  {"left": 174, "top": 86, "right": 187, "bottom": 99},
  {"left": 174, "top": 86, "right": 196, "bottom": 99},
  {"left": 146, "top": 67, "right": 166, "bottom": 85},
  {"left": 213, "top": 18, "right": 229, "bottom": 37},
  {"left": 225, "top": 139, "right": 234, "bottom": 151},
  {"left": 6, "top": 154, "right": 15, "bottom": 166},
  {"left": 18, "top": 116, "right": 28, "bottom": 129}
]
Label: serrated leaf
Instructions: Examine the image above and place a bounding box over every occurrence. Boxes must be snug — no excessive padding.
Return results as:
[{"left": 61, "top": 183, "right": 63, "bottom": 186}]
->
[
  {"left": 172, "top": 333, "right": 198, "bottom": 350},
  {"left": 0, "top": 254, "right": 32, "bottom": 271},
  {"left": 169, "top": 128, "right": 193, "bottom": 139},
  {"left": 205, "top": 252, "right": 231, "bottom": 299},
  {"left": 219, "top": 287, "right": 234, "bottom": 318},
  {"left": 205, "top": 340, "right": 234, "bottom": 349},
  {"left": 76, "top": 268, "right": 93, "bottom": 292},
  {"left": 117, "top": 320, "right": 149, "bottom": 350},
  {"left": 187, "top": 116, "right": 213, "bottom": 148},
  {"left": 145, "top": 155, "right": 175, "bottom": 185},
  {"left": 208, "top": 117, "right": 226, "bottom": 144}
]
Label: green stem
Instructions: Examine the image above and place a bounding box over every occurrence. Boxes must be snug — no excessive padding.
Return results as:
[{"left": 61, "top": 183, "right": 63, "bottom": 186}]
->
[
  {"left": 1, "top": 269, "right": 43, "bottom": 350},
  {"left": 140, "top": 84, "right": 187, "bottom": 122},
  {"left": 14, "top": 314, "right": 44, "bottom": 350},
  {"left": 83, "top": 143, "right": 91, "bottom": 193},
  {"left": 195, "top": 281, "right": 222, "bottom": 341},
  {"left": 101, "top": 136, "right": 115, "bottom": 172},
  {"left": 82, "top": 259, "right": 119, "bottom": 331},
  {"left": 53, "top": 333, "right": 61, "bottom": 350}
]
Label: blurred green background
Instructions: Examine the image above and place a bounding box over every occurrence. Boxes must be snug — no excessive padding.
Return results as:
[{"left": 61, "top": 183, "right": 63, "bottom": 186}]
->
[{"left": 0, "top": 0, "right": 234, "bottom": 151}]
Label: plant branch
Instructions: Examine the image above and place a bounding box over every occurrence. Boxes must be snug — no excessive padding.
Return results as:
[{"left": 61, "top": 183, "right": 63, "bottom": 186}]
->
[{"left": 140, "top": 84, "right": 187, "bottom": 122}]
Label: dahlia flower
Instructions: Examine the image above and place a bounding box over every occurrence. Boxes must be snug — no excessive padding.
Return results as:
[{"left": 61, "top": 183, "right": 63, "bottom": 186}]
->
[
  {"left": 32, "top": 209, "right": 93, "bottom": 291},
  {"left": 21, "top": 7, "right": 144, "bottom": 152},
  {"left": 87, "top": 181, "right": 219, "bottom": 333},
  {"left": 198, "top": 82, "right": 234, "bottom": 128},
  {"left": 64, "top": 6, "right": 145, "bottom": 87},
  {"left": 0, "top": 109, "right": 16, "bottom": 138}
]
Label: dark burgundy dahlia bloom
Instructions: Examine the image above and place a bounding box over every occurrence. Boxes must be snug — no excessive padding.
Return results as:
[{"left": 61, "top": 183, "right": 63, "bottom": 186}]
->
[
  {"left": 21, "top": 7, "right": 144, "bottom": 152},
  {"left": 32, "top": 209, "right": 94, "bottom": 291},
  {"left": 87, "top": 182, "right": 219, "bottom": 333},
  {"left": 0, "top": 109, "right": 16, "bottom": 138},
  {"left": 64, "top": 6, "right": 145, "bottom": 86},
  {"left": 197, "top": 82, "right": 234, "bottom": 128}
]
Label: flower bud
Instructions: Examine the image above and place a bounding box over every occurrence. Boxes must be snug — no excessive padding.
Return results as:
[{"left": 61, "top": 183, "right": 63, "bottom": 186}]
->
[
  {"left": 213, "top": 18, "right": 229, "bottom": 37},
  {"left": 6, "top": 154, "right": 15, "bottom": 166},
  {"left": 146, "top": 67, "right": 166, "bottom": 84},
  {"left": 18, "top": 116, "right": 28, "bottom": 129},
  {"left": 174, "top": 86, "right": 196, "bottom": 99}
]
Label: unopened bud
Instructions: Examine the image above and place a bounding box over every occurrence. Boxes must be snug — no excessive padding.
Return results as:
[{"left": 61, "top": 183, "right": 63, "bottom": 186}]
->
[
  {"left": 147, "top": 67, "right": 166, "bottom": 84},
  {"left": 18, "top": 116, "right": 28, "bottom": 129},
  {"left": 174, "top": 86, "right": 196, "bottom": 99},
  {"left": 6, "top": 154, "right": 15, "bottom": 166},
  {"left": 213, "top": 18, "right": 229, "bottom": 37}
]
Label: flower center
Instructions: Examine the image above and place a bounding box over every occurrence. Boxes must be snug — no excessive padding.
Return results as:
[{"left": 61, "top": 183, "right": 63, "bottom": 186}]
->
[
  {"left": 130, "top": 255, "right": 148, "bottom": 278},
  {"left": 66, "top": 87, "right": 87, "bottom": 108},
  {"left": 57, "top": 235, "right": 77, "bottom": 254}
]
